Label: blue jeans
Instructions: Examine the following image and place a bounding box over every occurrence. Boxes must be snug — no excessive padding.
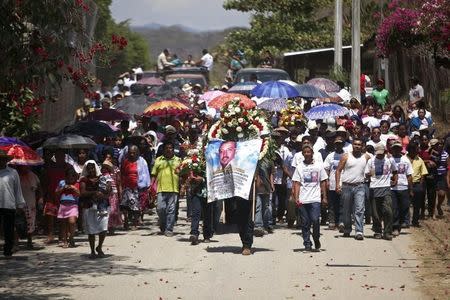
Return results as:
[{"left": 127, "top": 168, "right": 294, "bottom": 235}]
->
[
  {"left": 255, "top": 194, "right": 272, "bottom": 229},
  {"left": 341, "top": 184, "right": 366, "bottom": 235},
  {"left": 391, "top": 190, "right": 410, "bottom": 231},
  {"left": 298, "top": 202, "right": 321, "bottom": 247},
  {"left": 157, "top": 192, "right": 178, "bottom": 233},
  {"left": 328, "top": 190, "right": 341, "bottom": 225},
  {"left": 190, "top": 195, "right": 213, "bottom": 239}
]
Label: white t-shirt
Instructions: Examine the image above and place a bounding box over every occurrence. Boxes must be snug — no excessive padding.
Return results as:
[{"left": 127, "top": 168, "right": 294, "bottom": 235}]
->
[
  {"left": 409, "top": 109, "right": 431, "bottom": 119},
  {"left": 343, "top": 142, "right": 353, "bottom": 153},
  {"left": 324, "top": 151, "right": 345, "bottom": 191},
  {"left": 201, "top": 53, "right": 213, "bottom": 70},
  {"left": 274, "top": 145, "right": 293, "bottom": 185},
  {"left": 362, "top": 116, "right": 381, "bottom": 129},
  {"left": 391, "top": 156, "right": 413, "bottom": 191},
  {"left": 365, "top": 156, "right": 398, "bottom": 188},
  {"left": 313, "top": 137, "right": 327, "bottom": 153},
  {"left": 292, "top": 161, "right": 328, "bottom": 204},
  {"left": 292, "top": 151, "right": 323, "bottom": 169},
  {"left": 409, "top": 84, "right": 424, "bottom": 103},
  {"left": 366, "top": 139, "right": 386, "bottom": 149},
  {"left": 380, "top": 133, "right": 398, "bottom": 144}
]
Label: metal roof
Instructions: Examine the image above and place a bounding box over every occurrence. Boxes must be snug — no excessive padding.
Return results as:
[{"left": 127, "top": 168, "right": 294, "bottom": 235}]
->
[{"left": 284, "top": 45, "right": 363, "bottom": 57}]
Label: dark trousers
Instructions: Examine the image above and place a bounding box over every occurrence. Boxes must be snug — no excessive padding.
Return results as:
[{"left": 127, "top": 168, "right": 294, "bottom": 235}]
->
[
  {"left": 412, "top": 182, "right": 425, "bottom": 225},
  {"left": 0, "top": 208, "right": 16, "bottom": 256},
  {"left": 371, "top": 192, "right": 393, "bottom": 235},
  {"left": 425, "top": 177, "right": 436, "bottom": 217},
  {"left": 328, "top": 190, "right": 341, "bottom": 225},
  {"left": 299, "top": 203, "right": 321, "bottom": 248},
  {"left": 190, "top": 195, "right": 213, "bottom": 239},
  {"left": 273, "top": 184, "right": 287, "bottom": 220},
  {"left": 391, "top": 190, "right": 410, "bottom": 231},
  {"left": 235, "top": 198, "right": 254, "bottom": 248}
]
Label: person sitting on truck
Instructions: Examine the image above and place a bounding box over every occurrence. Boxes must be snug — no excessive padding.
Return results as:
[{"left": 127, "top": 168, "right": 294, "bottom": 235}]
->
[{"left": 157, "top": 49, "right": 174, "bottom": 71}]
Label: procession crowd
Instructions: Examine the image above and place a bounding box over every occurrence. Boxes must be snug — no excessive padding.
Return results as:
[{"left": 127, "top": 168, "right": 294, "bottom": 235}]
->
[{"left": 1, "top": 60, "right": 449, "bottom": 258}]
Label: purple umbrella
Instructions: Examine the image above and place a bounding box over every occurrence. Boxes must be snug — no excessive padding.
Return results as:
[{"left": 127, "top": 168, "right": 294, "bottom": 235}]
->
[
  {"left": 0, "top": 137, "right": 28, "bottom": 147},
  {"left": 307, "top": 78, "right": 340, "bottom": 96},
  {"left": 258, "top": 98, "right": 289, "bottom": 112}
]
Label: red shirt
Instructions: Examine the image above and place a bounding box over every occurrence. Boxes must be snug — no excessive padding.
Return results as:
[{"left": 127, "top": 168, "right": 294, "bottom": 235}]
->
[{"left": 121, "top": 159, "right": 138, "bottom": 189}]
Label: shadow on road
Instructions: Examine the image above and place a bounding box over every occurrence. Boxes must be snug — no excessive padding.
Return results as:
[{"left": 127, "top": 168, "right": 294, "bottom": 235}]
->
[{"left": 205, "top": 246, "right": 273, "bottom": 254}]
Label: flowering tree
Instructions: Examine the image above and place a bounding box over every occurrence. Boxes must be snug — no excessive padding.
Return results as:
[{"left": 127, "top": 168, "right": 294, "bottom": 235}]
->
[
  {"left": 0, "top": 0, "right": 127, "bottom": 137},
  {"left": 376, "top": 0, "right": 450, "bottom": 62}
]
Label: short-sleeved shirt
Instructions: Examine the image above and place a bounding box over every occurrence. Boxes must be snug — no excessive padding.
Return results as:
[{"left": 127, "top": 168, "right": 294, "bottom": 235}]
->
[
  {"left": 408, "top": 156, "right": 428, "bottom": 183},
  {"left": 371, "top": 89, "right": 389, "bottom": 108},
  {"left": 365, "top": 156, "right": 398, "bottom": 189},
  {"left": 323, "top": 151, "right": 344, "bottom": 191},
  {"left": 409, "top": 84, "right": 424, "bottom": 102},
  {"left": 201, "top": 53, "right": 213, "bottom": 70},
  {"left": 57, "top": 180, "right": 80, "bottom": 204},
  {"left": 151, "top": 156, "right": 181, "bottom": 193},
  {"left": 391, "top": 156, "right": 413, "bottom": 191},
  {"left": 292, "top": 161, "right": 328, "bottom": 204}
]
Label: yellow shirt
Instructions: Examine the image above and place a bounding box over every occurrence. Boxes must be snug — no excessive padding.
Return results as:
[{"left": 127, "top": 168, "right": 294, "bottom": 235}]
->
[
  {"left": 408, "top": 156, "right": 428, "bottom": 183},
  {"left": 151, "top": 156, "right": 181, "bottom": 193}
]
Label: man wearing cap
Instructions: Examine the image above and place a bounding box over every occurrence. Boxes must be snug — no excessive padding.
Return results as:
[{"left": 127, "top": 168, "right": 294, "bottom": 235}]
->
[
  {"left": 390, "top": 141, "right": 413, "bottom": 236},
  {"left": 292, "top": 144, "right": 328, "bottom": 251},
  {"left": 335, "top": 138, "right": 371, "bottom": 240},
  {"left": 324, "top": 136, "right": 346, "bottom": 230},
  {"left": 365, "top": 144, "right": 398, "bottom": 240},
  {"left": 0, "top": 150, "right": 26, "bottom": 257},
  {"left": 156, "top": 125, "right": 181, "bottom": 158}
]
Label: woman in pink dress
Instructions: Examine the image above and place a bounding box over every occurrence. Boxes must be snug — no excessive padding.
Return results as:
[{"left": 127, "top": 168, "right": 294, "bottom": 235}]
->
[{"left": 102, "top": 155, "right": 123, "bottom": 235}]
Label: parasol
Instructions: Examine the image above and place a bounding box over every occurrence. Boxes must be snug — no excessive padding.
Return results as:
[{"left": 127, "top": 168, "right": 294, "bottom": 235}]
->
[
  {"left": 0, "top": 144, "right": 44, "bottom": 166},
  {"left": 208, "top": 93, "right": 256, "bottom": 109},
  {"left": 251, "top": 80, "right": 299, "bottom": 98},
  {"left": 305, "top": 103, "right": 348, "bottom": 120},
  {"left": 143, "top": 100, "right": 191, "bottom": 117},
  {"left": 43, "top": 134, "right": 97, "bottom": 149}
]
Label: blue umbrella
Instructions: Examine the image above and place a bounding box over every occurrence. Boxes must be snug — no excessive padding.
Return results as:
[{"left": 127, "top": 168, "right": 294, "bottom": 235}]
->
[
  {"left": 251, "top": 81, "right": 299, "bottom": 98},
  {"left": 295, "top": 84, "right": 329, "bottom": 99},
  {"left": 305, "top": 103, "right": 348, "bottom": 120},
  {"left": 228, "top": 81, "right": 258, "bottom": 95},
  {"left": 0, "top": 137, "right": 28, "bottom": 147},
  {"left": 258, "top": 98, "right": 289, "bottom": 112}
]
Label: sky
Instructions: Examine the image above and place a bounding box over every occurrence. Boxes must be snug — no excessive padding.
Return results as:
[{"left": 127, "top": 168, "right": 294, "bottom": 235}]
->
[{"left": 111, "top": 0, "right": 251, "bottom": 31}]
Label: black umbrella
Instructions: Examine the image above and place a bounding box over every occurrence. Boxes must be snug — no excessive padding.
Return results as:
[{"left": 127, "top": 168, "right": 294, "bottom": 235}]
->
[
  {"left": 150, "top": 84, "right": 183, "bottom": 100},
  {"left": 62, "top": 120, "right": 119, "bottom": 137},
  {"left": 113, "top": 95, "right": 156, "bottom": 115},
  {"left": 43, "top": 134, "right": 96, "bottom": 149}
]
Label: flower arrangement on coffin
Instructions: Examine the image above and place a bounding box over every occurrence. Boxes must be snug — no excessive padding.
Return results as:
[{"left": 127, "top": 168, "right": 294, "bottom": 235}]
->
[
  {"left": 279, "top": 100, "right": 305, "bottom": 127},
  {"left": 207, "top": 98, "right": 273, "bottom": 160}
]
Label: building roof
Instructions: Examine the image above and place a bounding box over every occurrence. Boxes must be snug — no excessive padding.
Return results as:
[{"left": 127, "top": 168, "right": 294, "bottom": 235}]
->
[{"left": 284, "top": 45, "right": 363, "bottom": 57}]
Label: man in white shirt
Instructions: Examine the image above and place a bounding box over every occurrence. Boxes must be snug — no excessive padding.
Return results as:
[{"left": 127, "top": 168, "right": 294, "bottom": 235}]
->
[
  {"left": 365, "top": 144, "right": 398, "bottom": 240},
  {"left": 390, "top": 141, "right": 413, "bottom": 236},
  {"left": 157, "top": 49, "right": 174, "bottom": 71},
  {"left": 292, "top": 144, "right": 328, "bottom": 251},
  {"left": 409, "top": 77, "right": 424, "bottom": 105},
  {"left": 0, "top": 150, "right": 26, "bottom": 257},
  {"left": 292, "top": 135, "right": 323, "bottom": 169},
  {"left": 199, "top": 49, "right": 213, "bottom": 83}
]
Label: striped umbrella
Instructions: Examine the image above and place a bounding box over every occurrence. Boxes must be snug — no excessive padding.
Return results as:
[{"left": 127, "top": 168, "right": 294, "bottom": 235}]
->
[
  {"left": 258, "top": 98, "right": 289, "bottom": 112},
  {"left": 199, "top": 90, "right": 225, "bottom": 103},
  {"left": 143, "top": 100, "right": 191, "bottom": 117},
  {"left": 228, "top": 81, "right": 259, "bottom": 95},
  {"left": 251, "top": 81, "right": 299, "bottom": 98},
  {"left": 208, "top": 93, "right": 256, "bottom": 109},
  {"left": 0, "top": 144, "right": 44, "bottom": 166},
  {"left": 305, "top": 103, "right": 348, "bottom": 120}
]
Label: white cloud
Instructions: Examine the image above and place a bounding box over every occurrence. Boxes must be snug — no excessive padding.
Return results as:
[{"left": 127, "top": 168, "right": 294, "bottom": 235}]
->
[{"left": 111, "top": 0, "right": 250, "bottom": 30}]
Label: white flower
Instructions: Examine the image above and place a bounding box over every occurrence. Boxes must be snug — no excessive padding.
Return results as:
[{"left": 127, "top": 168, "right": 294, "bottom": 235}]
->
[
  {"left": 221, "top": 128, "right": 229, "bottom": 134},
  {"left": 228, "top": 104, "right": 233, "bottom": 110},
  {"left": 192, "top": 163, "right": 199, "bottom": 167},
  {"left": 235, "top": 107, "right": 241, "bottom": 113},
  {"left": 227, "top": 122, "right": 233, "bottom": 127},
  {"left": 224, "top": 113, "right": 230, "bottom": 118},
  {"left": 236, "top": 126, "right": 242, "bottom": 132},
  {"left": 238, "top": 118, "right": 244, "bottom": 123},
  {"left": 237, "top": 133, "right": 244, "bottom": 139}
]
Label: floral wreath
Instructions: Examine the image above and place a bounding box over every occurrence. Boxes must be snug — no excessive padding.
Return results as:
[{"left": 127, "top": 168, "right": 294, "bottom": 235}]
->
[
  {"left": 207, "top": 98, "right": 272, "bottom": 160},
  {"left": 280, "top": 99, "right": 305, "bottom": 127}
]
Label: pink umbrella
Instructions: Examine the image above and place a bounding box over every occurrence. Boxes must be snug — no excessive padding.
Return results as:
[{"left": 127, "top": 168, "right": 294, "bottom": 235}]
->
[
  {"left": 137, "top": 77, "right": 165, "bottom": 86},
  {"left": 307, "top": 78, "right": 340, "bottom": 96},
  {"left": 199, "top": 90, "right": 225, "bottom": 103}
]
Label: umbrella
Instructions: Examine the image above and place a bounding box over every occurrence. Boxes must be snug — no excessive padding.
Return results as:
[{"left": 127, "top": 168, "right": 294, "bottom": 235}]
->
[
  {"left": 89, "top": 108, "right": 131, "bottom": 121},
  {"left": 208, "top": 93, "right": 256, "bottom": 109},
  {"left": 305, "top": 103, "right": 348, "bottom": 120},
  {"left": 251, "top": 81, "right": 299, "bottom": 98},
  {"left": 199, "top": 90, "right": 225, "bottom": 103},
  {"left": 295, "top": 84, "right": 329, "bottom": 99},
  {"left": 228, "top": 81, "right": 259, "bottom": 95},
  {"left": 113, "top": 95, "right": 155, "bottom": 115},
  {"left": 62, "top": 120, "right": 119, "bottom": 137},
  {"left": 43, "top": 134, "right": 96, "bottom": 149},
  {"left": 307, "top": 78, "right": 340, "bottom": 94},
  {"left": 143, "top": 100, "right": 191, "bottom": 117},
  {"left": 136, "top": 77, "right": 165, "bottom": 86},
  {"left": 258, "top": 98, "right": 289, "bottom": 112},
  {"left": 0, "top": 137, "right": 28, "bottom": 147},
  {"left": 0, "top": 144, "right": 44, "bottom": 166},
  {"left": 151, "top": 84, "right": 183, "bottom": 99}
]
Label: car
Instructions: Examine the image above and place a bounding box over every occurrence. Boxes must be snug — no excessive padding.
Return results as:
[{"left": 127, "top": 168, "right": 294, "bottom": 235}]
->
[
  {"left": 234, "top": 68, "right": 291, "bottom": 84},
  {"left": 164, "top": 73, "right": 207, "bottom": 89},
  {"left": 141, "top": 70, "right": 159, "bottom": 79},
  {"left": 159, "top": 66, "right": 208, "bottom": 79}
]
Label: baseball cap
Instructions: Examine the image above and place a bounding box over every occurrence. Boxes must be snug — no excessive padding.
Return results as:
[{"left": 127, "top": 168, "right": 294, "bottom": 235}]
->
[
  {"left": 375, "top": 144, "right": 385, "bottom": 155},
  {"left": 391, "top": 141, "right": 402, "bottom": 148},
  {"left": 165, "top": 125, "right": 176, "bottom": 134}
]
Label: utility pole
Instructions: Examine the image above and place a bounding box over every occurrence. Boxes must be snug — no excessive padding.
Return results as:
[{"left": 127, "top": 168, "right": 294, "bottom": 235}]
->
[
  {"left": 334, "top": 0, "right": 343, "bottom": 67},
  {"left": 351, "top": 0, "right": 361, "bottom": 100}
]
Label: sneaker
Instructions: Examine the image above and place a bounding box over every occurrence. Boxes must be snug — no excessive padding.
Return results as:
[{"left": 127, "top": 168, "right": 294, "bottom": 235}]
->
[
  {"left": 304, "top": 245, "right": 313, "bottom": 252},
  {"left": 328, "top": 223, "right": 336, "bottom": 230},
  {"left": 392, "top": 230, "right": 400, "bottom": 237},
  {"left": 343, "top": 232, "right": 350, "bottom": 237},
  {"left": 203, "top": 238, "right": 211, "bottom": 243},
  {"left": 401, "top": 223, "right": 409, "bottom": 229},
  {"left": 384, "top": 234, "right": 393, "bottom": 241},
  {"left": 266, "top": 227, "right": 274, "bottom": 234},
  {"left": 189, "top": 235, "right": 199, "bottom": 245},
  {"left": 338, "top": 223, "right": 345, "bottom": 233},
  {"left": 314, "top": 239, "right": 321, "bottom": 250},
  {"left": 242, "top": 248, "right": 252, "bottom": 256},
  {"left": 164, "top": 231, "right": 174, "bottom": 237},
  {"left": 254, "top": 227, "right": 265, "bottom": 237},
  {"left": 355, "top": 233, "right": 364, "bottom": 240},
  {"left": 373, "top": 233, "right": 382, "bottom": 239}
]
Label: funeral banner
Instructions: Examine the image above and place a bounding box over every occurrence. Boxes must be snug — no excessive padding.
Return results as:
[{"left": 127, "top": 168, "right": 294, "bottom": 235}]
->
[{"left": 205, "top": 139, "right": 262, "bottom": 203}]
